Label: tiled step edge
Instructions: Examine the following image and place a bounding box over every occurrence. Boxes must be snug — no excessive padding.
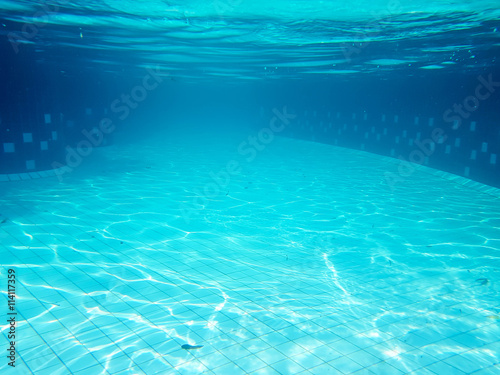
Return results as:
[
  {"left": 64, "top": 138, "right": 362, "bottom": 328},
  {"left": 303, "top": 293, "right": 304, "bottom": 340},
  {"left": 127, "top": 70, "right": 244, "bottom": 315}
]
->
[{"left": 0, "top": 168, "right": 66, "bottom": 182}]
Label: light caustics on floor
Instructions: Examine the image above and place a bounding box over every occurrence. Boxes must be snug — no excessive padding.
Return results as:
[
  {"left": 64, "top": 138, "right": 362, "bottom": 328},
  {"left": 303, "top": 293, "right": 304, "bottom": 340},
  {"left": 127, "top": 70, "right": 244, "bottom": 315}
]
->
[{"left": 1, "top": 134, "right": 500, "bottom": 375}]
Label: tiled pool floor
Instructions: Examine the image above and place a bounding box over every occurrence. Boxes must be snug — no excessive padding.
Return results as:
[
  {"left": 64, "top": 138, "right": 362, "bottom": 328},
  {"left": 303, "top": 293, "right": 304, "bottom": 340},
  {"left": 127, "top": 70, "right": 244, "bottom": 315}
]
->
[{"left": 1, "top": 132, "right": 500, "bottom": 374}]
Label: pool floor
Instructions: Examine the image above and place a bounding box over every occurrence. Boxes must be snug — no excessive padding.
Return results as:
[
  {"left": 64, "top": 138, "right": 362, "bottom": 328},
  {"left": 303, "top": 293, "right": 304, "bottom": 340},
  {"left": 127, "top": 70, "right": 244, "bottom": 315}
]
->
[{"left": 1, "top": 131, "right": 500, "bottom": 374}]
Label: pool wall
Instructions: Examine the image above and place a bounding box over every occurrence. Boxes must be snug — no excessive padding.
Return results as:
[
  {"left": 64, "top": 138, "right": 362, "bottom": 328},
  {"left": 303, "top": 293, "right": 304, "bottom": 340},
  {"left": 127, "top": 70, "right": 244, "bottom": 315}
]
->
[
  {"left": 273, "top": 108, "right": 500, "bottom": 189},
  {"left": 1, "top": 44, "right": 499, "bottom": 189}
]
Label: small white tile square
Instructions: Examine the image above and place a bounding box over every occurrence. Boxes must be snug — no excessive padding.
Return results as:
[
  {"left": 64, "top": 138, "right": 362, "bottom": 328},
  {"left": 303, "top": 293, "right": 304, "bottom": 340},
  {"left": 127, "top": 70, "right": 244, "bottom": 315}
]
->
[
  {"left": 23, "top": 133, "right": 33, "bottom": 142},
  {"left": 26, "top": 160, "right": 35, "bottom": 170},
  {"left": 3, "top": 143, "right": 14, "bottom": 153}
]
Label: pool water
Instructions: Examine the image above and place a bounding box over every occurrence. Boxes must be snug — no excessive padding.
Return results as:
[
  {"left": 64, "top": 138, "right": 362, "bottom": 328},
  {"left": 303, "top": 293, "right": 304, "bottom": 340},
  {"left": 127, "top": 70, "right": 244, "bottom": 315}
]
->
[{"left": 2, "top": 131, "right": 499, "bottom": 374}]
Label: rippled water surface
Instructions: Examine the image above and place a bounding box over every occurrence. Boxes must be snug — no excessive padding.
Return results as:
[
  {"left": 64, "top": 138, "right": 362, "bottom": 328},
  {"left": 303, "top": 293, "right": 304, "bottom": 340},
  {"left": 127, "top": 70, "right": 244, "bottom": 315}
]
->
[{"left": 1, "top": 0, "right": 499, "bottom": 81}]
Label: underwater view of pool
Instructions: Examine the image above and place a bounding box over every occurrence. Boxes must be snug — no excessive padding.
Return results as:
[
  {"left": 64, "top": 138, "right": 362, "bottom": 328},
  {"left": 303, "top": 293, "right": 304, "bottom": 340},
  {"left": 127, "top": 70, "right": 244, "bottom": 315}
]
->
[
  {"left": 1, "top": 0, "right": 500, "bottom": 374},
  {"left": 2, "top": 131, "right": 500, "bottom": 374}
]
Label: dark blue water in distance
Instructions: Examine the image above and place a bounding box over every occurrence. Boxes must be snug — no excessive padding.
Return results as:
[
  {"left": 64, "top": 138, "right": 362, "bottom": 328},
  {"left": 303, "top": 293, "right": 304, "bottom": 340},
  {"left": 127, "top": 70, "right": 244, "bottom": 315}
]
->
[{"left": 0, "top": 1, "right": 499, "bottom": 182}]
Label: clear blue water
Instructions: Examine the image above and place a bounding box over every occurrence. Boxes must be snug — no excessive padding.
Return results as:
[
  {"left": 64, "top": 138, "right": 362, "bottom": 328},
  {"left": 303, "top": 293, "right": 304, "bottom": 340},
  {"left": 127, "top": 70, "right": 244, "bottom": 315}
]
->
[
  {"left": 2, "top": 0, "right": 499, "bottom": 80},
  {"left": 1, "top": 1, "right": 500, "bottom": 375}
]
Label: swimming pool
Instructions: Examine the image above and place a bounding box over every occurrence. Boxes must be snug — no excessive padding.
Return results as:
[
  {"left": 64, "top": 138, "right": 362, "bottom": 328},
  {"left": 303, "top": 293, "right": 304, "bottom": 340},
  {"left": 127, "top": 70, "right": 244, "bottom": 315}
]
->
[
  {"left": 2, "top": 130, "right": 500, "bottom": 374},
  {"left": 1, "top": 0, "right": 500, "bottom": 374}
]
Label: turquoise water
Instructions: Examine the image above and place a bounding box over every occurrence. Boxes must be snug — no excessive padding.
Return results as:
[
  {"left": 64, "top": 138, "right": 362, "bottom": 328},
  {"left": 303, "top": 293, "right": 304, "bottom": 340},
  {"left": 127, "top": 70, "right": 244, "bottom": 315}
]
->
[
  {"left": 1, "top": 0, "right": 500, "bottom": 374},
  {"left": 2, "top": 131, "right": 500, "bottom": 374},
  {"left": 1, "top": 0, "right": 499, "bottom": 80}
]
